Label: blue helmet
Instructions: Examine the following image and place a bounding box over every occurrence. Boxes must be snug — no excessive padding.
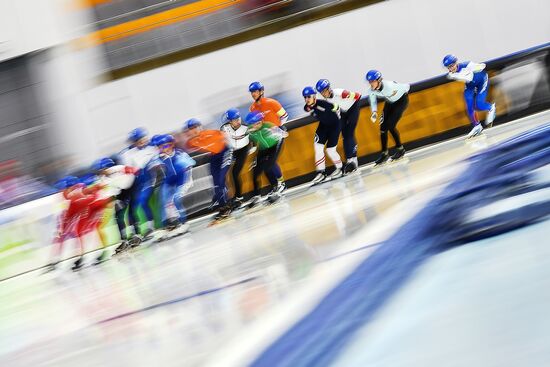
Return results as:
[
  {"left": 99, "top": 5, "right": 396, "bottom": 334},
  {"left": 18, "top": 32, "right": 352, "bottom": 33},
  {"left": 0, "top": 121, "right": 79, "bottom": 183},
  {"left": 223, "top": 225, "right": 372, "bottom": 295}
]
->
[
  {"left": 128, "top": 127, "right": 148, "bottom": 143},
  {"left": 55, "top": 175, "right": 79, "bottom": 190},
  {"left": 315, "top": 79, "right": 331, "bottom": 93},
  {"left": 244, "top": 111, "right": 264, "bottom": 125},
  {"left": 183, "top": 118, "right": 202, "bottom": 131},
  {"left": 150, "top": 134, "right": 161, "bottom": 146},
  {"left": 366, "top": 70, "right": 382, "bottom": 82},
  {"left": 156, "top": 134, "right": 175, "bottom": 146},
  {"left": 80, "top": 174, "right": 98, "bottom": 186},
  {"left": 93, "top": 157, "right": 115, "bottom": 171},
  {"left": 225, "top": 108, "right": 241, "bottom": 122},
  {"left": 248, "top": 81, "right": 264, "bottom": 92},
  {"left": 302, "top": 86, "right": 316, "bottom": 97},
  {"left": 442, "top": 54, "right": 458, "bottom": 67}
]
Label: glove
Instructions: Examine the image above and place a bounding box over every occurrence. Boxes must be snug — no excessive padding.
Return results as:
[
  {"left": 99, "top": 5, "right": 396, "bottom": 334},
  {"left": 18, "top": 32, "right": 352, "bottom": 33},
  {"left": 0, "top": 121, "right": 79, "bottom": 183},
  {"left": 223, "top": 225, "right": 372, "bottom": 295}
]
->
[
  {"left": 248, "top": 145, "right": 257, "bottom": 155},
  {"left": 280, "top": 124, "right": 288, "bottom": 132},
  {"left": 124, "top": 166, "right": 140, "bottom": 175},
  {"left": 304, "top": 104, "right": 313, "bottom": 112},
  {"left": 370, "top": 111, "right": 377, "bottom": 123}
]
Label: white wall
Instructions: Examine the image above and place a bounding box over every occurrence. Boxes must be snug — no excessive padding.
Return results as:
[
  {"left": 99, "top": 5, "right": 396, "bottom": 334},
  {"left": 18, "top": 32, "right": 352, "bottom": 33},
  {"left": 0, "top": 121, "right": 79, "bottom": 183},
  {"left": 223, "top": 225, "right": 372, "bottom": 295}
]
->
[
  {"left": 0, "top": 0, "right": 92, "bottom": 61},
  {"left": 48, "top": 0, "right": 550, "bottom": 163}
]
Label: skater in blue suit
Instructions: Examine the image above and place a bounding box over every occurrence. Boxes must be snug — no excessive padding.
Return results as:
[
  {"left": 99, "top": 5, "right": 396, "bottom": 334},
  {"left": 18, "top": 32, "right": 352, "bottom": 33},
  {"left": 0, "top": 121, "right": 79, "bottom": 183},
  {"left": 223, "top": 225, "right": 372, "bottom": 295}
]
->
[{"left": 443, "top": 54, "right": 497, "bottom": 138}]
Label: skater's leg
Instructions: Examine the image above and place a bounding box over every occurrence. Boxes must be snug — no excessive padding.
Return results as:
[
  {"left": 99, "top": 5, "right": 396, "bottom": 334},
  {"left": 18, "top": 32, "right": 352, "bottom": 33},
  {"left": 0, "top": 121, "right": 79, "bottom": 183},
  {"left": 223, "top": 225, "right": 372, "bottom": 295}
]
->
[
  {"left": 115, "top": 204, "right": 130, "bottom": 240},
  {"left": 269, "top": 139, "right": 285, "bottom": 192},
  {"left": 137, "top": 186, "right": 155, "bottom": 232},
  {"left": 268, "top": 138, "right": 284, "bottom": 181},
  {"left": 128, "top": 189, "right": 141, "bottom": 235},
  {"left": 218, "top": 149, "right": 232, "bottom": 207},
  {"left": 252, "top": 149, "right": 267, "bottom": 196},
  {"left": 341, "top": 105, "right": 359, "bottom": 161},
  {"left": 231, "top": 147, "right": 248, "bottom": 198},
  {"left": 388, "top": 127, "right": 402, "bottom": 147},
  {"left": 262, "top": 146, "right": 280, "bottom": 188},
  {"left": 475, "top": 75, "right": 492, "bottom": 112},
  {"left": 325, "top": 147, "right": 343, "bottom": 168},
  {"left": 464, "top": 87, "right": 479, "bottom": 126},
  {"left": 173, "top": 188, "right": 187, "bottom": 224},
  {"left": 314, "top": 142, "right": 326, "bottom": 172},
  {"left": 326, "top": 124, "right": 343, "bottom": 178}
]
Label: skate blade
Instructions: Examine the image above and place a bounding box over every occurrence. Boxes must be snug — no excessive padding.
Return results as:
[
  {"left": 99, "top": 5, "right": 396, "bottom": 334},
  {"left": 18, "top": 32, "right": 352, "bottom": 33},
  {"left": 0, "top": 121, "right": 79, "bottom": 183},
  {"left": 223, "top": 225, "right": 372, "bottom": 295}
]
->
[
  {"left": 389, "top": 157, "right": 409, "bottom": 164},
  {"left": 208, "top": 217, "right": 232, "bottom": 226},
  {"left": 92, "top": 257, "right": 110, "bottom": 266}
]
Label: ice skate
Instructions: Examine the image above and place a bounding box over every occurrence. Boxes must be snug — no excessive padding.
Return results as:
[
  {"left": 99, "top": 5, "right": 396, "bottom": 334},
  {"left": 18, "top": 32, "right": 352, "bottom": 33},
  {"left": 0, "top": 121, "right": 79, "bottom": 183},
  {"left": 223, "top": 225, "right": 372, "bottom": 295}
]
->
[
  {"left": 231, "top": 196, "right": 244, "bottom": 210},
  {"left": 114, "top": 240, "right": 130, "bottom": 255},
  {"left": 141, "top": 228, "right": 154, "bottom": 242},
  {"left": 467, "top": 124, "right": 483, "bottom": 139},
  {"left": 267, "top": 191, "right": 281, "bottom": 204},
  {"left": 171, "top": 222, "right": 189, "bottom": 237},
  {"left": 209, "top": 206, "right": 232, "bottom": 226},
  {"left": 152, "top": 229, "right": 169, "bottom": 243},
  {"left": 391, "top": 146, "right": 406, "bottom": 161},
  {"left": 93, "top": 251, "right": 109, "bottom": 265},
  {"left": 343, "top": 161, "right": 357, "bottom": 175},
  {"left": 246, "top": 196, "right": 261, "bottom": 210},
  {"left": 374, "top": 151, "right": 390, "bottom": 166},
  {"left": 276, "top": 181, "right": 287, "bottom": 195},
  {"left": 42, "top": 262, "right": 58, "bottom": 273},
  {"left": 312, "top": 171, "right": 327, "bottom": 185},
  {"left": 129, "top": 234, "right": 142, "bottom": 248},
  {"left": 330, "top": 168, "right": 343, "bottom": 180},
  {"left": 71, "top": 257, "right": 84, "bottom": 272}
]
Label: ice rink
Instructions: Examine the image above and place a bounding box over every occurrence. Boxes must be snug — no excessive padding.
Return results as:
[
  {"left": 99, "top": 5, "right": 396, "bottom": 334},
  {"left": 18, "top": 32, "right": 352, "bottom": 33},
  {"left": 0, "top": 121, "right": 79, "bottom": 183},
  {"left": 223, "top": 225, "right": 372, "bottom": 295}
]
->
[{"left": 1, "top": 111, "right": 550, "bottom": 367}]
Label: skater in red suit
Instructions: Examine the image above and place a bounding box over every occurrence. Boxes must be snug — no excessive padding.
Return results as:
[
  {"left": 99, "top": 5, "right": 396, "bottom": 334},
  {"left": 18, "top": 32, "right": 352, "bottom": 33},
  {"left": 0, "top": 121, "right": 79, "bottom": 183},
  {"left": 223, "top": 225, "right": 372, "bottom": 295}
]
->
[{"left": 46, "top": 176, "right": 113, "bottom": 271}]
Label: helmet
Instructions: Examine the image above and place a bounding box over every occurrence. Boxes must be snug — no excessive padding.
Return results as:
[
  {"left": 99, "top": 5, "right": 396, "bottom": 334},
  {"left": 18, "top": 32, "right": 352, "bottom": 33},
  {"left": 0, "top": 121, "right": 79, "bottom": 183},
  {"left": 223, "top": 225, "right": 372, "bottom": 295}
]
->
[
  {"left": 54, "top": 175, "right": 79, "bottom": 190},
  {"left": 183, "top": 118, "right": 202, "bottom": 131},
  {"left": 315, "top": 79, "right": 331, "bottom": 93},
  {"left": 366, "top": 70, "right": 382, "bottom": 82},
  {"left": 156, "top": 134, "right": 175, "bottom": 146},
  {"left": 248, "top": 81, "right": 264, "bottom": 92},
  {"left": 442, "top": 54, "right": 458, "bottom": 67},
  {"left": 93, "top": 157, "right": 115, "bottom": 171},
  {"left": 225, "top": 108, "right": 241, "bottom": 122},
  {"left": 244, "top": 111, "right": 264, "bottom": 125},
  {"left": 150, "top": 134, "right": 161, "bottom": 146},
  {"left": 128, "top": 127, "right": 148, "bottom": 143},
  {"left": 80, "top": 174, "right": 98, "bottom": 186},
  {"left": 302, "top": 86, "right": 317, "bottom": 97}
]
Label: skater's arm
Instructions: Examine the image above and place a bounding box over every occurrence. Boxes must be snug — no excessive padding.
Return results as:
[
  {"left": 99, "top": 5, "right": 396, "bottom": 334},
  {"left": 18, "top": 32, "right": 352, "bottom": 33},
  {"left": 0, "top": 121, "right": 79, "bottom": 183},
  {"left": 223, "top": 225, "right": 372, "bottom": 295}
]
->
[
  {"left": 368, "top": 91, "right": 378, "bottom": 114},
  {"left": 468, "top": 61, "right": 486, "bottom": 73},
  {"left": 150, "top": 164, "right": 165, "bottom": 188},
  {"left": 340, "top": 90, "right": 361, "bottom": 101},
  {"left": 447, "top": 64, "right": 474, "bottom": 82},
  {"left": 272, "top": 100, "right": 289, "bottom": 125},
  {"left": 181, "top": 167, "right": 194, "bottom": 194}
]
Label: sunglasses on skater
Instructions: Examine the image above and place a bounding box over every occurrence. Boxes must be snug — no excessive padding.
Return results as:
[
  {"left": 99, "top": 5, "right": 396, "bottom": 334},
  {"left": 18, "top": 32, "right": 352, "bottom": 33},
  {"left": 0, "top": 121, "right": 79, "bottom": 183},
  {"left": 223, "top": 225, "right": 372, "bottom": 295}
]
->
[{"left": 160, "top": 143, "right": 173, "bottom": 149}]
